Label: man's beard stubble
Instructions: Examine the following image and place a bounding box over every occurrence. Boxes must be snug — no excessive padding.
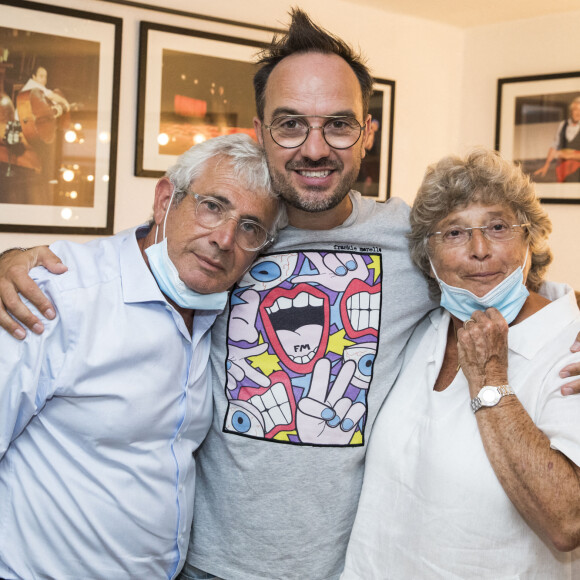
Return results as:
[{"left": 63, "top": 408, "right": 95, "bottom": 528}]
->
[{"left": 266, "top": 155, "right": 362, "bottom": 214}]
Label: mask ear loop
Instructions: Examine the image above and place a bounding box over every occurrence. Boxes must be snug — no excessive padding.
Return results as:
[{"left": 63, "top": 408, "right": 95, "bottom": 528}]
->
[
  {"left": 155, "top": 186, "right": 177, "bottom": 244},
  {"left": 425, "top": 236, "right": 443, "bottom": 288},
  {"left": 427, "top": 256, "right": 443, "bottom": 288}
]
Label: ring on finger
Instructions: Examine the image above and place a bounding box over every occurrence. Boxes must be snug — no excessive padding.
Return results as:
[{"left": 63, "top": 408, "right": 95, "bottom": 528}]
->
[{"left": 463, "top": 318, "right": 475, "bottom": 330}]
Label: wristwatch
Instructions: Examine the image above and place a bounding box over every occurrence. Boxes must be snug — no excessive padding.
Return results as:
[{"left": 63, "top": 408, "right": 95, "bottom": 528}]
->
[{"left": 471, "top": 385, "right": 514, "bottom": 413}]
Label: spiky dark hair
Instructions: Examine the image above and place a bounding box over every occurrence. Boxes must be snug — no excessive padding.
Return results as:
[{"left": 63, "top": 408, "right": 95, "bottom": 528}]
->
[{"left": 253, "top": 8, "right": 373, "bottom": 121}]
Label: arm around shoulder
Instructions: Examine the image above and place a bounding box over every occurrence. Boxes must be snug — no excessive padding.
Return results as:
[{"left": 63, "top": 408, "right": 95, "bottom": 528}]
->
[{"left": 0, "top": 246, "right": 66, "bottom": 338}]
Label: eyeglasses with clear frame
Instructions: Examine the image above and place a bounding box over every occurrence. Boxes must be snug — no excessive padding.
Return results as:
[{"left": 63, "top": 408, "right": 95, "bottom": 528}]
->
[
  {"left": 263, "top": 115, "right": 364, "bottom": 149},
  {"left": 426, "top": 220, "right": 530, "bottom": 246},
  {"left": 181, "top": 192, "right": 274, "bottom": 252}
]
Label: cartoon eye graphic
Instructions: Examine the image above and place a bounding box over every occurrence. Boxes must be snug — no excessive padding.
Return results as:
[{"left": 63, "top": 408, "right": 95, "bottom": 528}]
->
[
  {"left": 238, "top": 253, "right": 298, "bottom": 291},
  {"left": 224, "top": 400, "right": 265, "bottom": 437},
  {"left": 343, "top": 342, "right": 377, "bottom": 389},
  {"left": 250, "top": 261, "right": 281, "bottom": 283},
  {"left": 357, "top": 353, "right": 375, "bottom": 377},
  {"left": 231, "top": 411, "right": 252, "bottom": 433}
]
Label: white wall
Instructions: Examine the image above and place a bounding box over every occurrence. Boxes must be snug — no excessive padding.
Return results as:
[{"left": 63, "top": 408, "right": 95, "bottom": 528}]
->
[
  {"left": 460, "top": 11, "right": 580, "bottom": 289},
  {"left": 1, "top": 0, "right": 576, "bottom": 290}
]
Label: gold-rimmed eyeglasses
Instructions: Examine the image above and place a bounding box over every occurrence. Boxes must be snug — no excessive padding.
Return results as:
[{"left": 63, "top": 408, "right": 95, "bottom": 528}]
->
[{"left": 263, "top": 115, "right": 364, "bottom": 149}]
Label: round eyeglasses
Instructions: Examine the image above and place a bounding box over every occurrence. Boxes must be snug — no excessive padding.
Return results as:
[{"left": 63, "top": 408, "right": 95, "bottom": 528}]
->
[
  {"left": 263, "top": 115, "right": 364, "bottom": 149},
  {"left": 426, "top": 220, "right": 530, "bottom": 246},
  {"left": 186, "top": 193, "right": 273, "bottom": 252}
]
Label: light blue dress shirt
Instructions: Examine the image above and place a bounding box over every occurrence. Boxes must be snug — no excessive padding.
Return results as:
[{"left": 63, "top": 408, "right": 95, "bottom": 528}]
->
[{"left": 0, "top": 226, "right": 216, "bottom": 580}]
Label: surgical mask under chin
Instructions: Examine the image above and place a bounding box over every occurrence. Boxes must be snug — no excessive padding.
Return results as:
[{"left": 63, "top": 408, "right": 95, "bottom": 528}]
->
[
  {"left": 430, "top": 248, "right": 529, "bottom": 324},
  {"left": 144, "top": 190, "right": 229, "bottom": 311}
]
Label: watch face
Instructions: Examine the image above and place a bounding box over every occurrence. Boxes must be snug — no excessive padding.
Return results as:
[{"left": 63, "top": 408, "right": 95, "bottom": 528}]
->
[{"left": 480, "top": 386, "right": 501, "bottom": 406}]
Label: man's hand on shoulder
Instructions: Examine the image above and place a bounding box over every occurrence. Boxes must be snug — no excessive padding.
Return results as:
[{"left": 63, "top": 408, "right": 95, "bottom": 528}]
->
[
  {"left": 0, "top": 246, "right": 67, "bottom": 339},
  {"left": 560, "top": 333, "right": 580, "bottom": 395}
]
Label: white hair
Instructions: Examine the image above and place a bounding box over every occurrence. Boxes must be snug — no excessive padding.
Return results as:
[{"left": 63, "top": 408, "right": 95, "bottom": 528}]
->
[{"left": 161, "top": 133, "right": 287, "bottom": 235}]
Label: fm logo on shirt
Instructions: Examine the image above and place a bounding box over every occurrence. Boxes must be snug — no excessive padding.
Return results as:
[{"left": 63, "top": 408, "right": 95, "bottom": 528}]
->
[{"left": 223, "top": 251, "right": 381, "bottom": 446}]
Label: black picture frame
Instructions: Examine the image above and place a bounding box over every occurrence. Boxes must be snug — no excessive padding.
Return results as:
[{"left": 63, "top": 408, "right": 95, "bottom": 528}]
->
[
  {"left": 135, "top": 21, "right": 270, "bottom": 178},
  {"left": 496, "top": 71, "right": 580, "bottom": 204},
  {"left": 0, "top": 0, "right": 122, "bottom": 233},
  {"left": 355, "top": 77, "right": 395, "bottom": 201}
]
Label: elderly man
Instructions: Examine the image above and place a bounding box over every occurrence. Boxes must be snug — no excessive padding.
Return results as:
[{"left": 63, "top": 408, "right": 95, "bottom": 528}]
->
[
  {"left": 0, "top": 134, "right": 282, "bottom": 580},
  {"left": 1, "top": 10, "right": 580, "bottom": 580}
]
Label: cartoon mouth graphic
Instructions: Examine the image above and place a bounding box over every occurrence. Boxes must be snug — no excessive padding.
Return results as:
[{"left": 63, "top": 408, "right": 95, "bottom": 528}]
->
[
  {"left": 237, "top": 371, "right": 296, "bottom": 438},
  {"left": 340, "top": 279, "right": 381, "bottom": 339},
  {"left": 247, "top": 382, "right": 292, "bottom": 432},
  {"left": 265, "top": 292, "right": 324, "bottom": 364},
  {"left": 260, "top": 284, "right": 330, "bottom": 373}
]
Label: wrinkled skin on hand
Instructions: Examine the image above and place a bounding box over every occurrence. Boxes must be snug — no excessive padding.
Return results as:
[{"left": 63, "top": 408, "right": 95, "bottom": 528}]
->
[{"left": 456, "top": 308, "right": 509, "bottom": 397}]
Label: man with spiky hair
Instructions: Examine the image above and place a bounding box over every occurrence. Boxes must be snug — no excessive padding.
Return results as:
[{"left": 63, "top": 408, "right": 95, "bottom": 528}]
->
[{"left": 181, "top": 9, "right": 435, "bottom": 579}]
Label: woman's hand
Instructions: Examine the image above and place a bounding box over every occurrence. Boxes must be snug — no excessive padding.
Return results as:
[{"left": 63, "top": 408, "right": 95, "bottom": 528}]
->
[
  {"left": 456, "top": 307, "right": 509, "bottom": 395},
  {"left": 0, "top": 246, "right": 66, "bottom": 339}
]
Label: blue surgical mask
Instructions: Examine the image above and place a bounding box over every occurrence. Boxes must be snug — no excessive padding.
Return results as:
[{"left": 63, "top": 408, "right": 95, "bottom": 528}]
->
[
  {"left": 144, "top": 189, "right": 229, "bottom": 311},
  {"left": 430, "top": 248, "right": 529, "bottom": 324}
]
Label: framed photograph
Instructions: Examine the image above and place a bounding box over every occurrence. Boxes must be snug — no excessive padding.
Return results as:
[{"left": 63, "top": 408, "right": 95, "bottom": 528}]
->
[
  {"left": 355, "top": 78, "right": 395, "bottom": 201},
  {"left": 496, "top": 72, "right": 580, "bottom": 204},
  {"left": 0, "top": 0, "right": 121, "bottom": 233},
  {"left": 136, "top": 21, "right": 271, "bottom": 177}
]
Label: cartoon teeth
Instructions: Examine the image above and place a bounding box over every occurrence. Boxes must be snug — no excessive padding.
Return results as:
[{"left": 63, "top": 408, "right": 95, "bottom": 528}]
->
[
  {"left": 288, "top": 347, "right": 318, "bottom": 364},
  {"left": 259, "top": 282, "right": 329, "bottom": 373},
  {"left": 249, "top": 382, "right": 293, "bottom": 433},
  {"left": 265, "top": 291, "right": 323, "bottom": 315},
  {"left": 346, "top": 292, "right": 380, "bottom": 331}
]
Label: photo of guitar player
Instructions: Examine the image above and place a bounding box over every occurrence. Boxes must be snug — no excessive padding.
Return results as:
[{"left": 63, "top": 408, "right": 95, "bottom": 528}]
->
[
  {"left": 13, "top": 65, "right": 73, "bottom": 187},
  {"left": 0, "top": 26, "right": 100, "bottom": 210}
]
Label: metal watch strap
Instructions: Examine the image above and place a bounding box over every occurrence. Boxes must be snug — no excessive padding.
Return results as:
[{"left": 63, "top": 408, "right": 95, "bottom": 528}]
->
[{"left": 471, "top": 384, "right": 514, "bottom": 413}]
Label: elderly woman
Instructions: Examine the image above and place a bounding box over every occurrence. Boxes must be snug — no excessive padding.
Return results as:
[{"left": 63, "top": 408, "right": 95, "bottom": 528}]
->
[{"left": 342, "top": 149, "right": 580, "bottom": 578}]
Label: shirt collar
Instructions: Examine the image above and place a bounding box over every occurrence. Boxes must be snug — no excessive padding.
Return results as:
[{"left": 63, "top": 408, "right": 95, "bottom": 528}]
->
[
  {"left": 120, "top": 224, "right": 167, "bottom": 305},
  {"left": 509, "top": 284, "right": 579, "bottom": 360}
]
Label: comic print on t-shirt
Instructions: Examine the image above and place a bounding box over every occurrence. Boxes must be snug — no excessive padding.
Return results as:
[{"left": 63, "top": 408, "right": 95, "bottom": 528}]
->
[{"left": 223, "top": 250, "right": 381, "bottom": 446}]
